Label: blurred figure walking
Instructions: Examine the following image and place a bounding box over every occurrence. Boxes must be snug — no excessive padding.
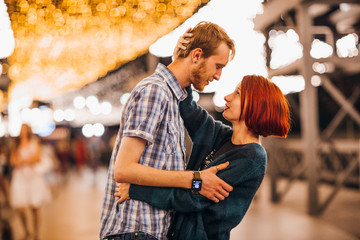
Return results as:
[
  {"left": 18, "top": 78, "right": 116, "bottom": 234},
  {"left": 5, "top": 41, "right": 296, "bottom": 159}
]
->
[
  {"left": 9, "top": 124, "right": 51, "bottom": 240},
  {"left": 0, "top": 141, "right": 10, "bottom": 207},
  {"left": 71, "top": 132, "right": 87, "bottom": 173}
]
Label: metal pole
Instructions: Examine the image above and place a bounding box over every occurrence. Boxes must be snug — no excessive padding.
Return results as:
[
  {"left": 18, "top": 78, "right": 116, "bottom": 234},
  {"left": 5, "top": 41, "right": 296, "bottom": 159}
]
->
[{"left": 297, "top": 3, "right": 321, "bottom": 215}]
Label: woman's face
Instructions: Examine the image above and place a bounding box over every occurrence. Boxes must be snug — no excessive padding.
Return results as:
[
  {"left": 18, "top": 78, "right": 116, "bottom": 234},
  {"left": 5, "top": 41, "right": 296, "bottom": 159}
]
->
[{"left": 223, "top": 83, "right": 242, "bottom": 122}]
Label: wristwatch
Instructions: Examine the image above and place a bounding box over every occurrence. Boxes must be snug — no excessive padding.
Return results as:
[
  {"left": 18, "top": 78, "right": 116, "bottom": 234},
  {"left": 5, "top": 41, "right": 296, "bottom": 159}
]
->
[{"left": 191, "top": 171, "right": 202, "bottom": 194}]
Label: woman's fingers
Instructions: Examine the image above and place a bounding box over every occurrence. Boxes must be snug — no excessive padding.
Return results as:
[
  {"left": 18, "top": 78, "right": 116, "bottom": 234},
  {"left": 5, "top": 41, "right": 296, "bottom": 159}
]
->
[
  {"left": 114, "top": 190, "right": 129, "bottom": 204},
  {"left": 117, "top": 195, "right": 129, "bottom": 204},
  {"left": 114, "top": 187, "right": 120, "bottom": 197},
  {"left": 183, "top": 27, "right": 192, "bottom": 37},
  {"left": 179, "top": 29, "right": 193, "bottom": 48},
  {"left": 173, "top": 28, "right": 193, "bottom": 57},
  {"left": 114, "top": 184, "right": 130, "bottom": 204}
]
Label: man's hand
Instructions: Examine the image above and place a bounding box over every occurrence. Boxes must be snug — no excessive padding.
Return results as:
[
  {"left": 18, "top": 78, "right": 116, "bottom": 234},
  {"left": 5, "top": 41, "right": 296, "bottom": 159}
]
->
[
  {"left": 199, "top": 162, "right": 233, "bottom": 203},
  {"left": 114, "top": 183, "right": 130, "bottom": 204}
]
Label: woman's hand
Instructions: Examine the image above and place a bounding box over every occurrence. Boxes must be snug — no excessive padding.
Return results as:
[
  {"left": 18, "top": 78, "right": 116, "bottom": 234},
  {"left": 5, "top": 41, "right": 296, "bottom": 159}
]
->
[
  {"left": 173, "top": 28, "right": 193, "bottom": 60},
  {"left": 199, "top": 162, "right": 233, "bottom": 203},
  {"left": 114, "top": 183, "right": 130, "bottom": 204}
]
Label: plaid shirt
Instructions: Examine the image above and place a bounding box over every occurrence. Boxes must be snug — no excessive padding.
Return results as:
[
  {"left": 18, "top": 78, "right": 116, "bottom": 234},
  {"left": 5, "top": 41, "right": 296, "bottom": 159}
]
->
[{"left": 100, "top": 64, "right": 187, "bottom": 240}]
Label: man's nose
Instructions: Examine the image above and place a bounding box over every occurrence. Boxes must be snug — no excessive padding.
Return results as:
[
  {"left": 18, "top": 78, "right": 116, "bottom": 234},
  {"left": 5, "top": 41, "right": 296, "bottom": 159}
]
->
[{"left": 214, "top": 69, "right": 222, "bottom": 81}]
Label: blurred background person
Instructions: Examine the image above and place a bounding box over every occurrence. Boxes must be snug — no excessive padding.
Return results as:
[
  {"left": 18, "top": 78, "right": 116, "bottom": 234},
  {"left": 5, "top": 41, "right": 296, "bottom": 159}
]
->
[
  {"left": 9, "top": 124, "right": 51, "bottom": 240},
  {"left": 55, "top": 138, "right": 71, "bottom": 177},
  {"left": 0, "top": 140, "right": 10, "bottom": 207},
  {"left": 87, "top": 136, "right": 105, "bottom": 175},
  {"left": 71, "top": 131, "right": 87, "bottom": 174},
  {"left": 39, "top": 138, "right": 61, "bottom": 199}
]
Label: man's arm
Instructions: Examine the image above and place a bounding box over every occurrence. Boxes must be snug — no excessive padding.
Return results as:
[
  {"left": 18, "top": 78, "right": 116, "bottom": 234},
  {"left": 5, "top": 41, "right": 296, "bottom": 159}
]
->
[
  {"left": 126, "top": 155, "right": 266, "bottom": 213},
  {"left": 114, "top": 136, "right": 232, "bottom": 201},
  {"left": 114, "top": 136, "right": 192, "bottom": 188}
]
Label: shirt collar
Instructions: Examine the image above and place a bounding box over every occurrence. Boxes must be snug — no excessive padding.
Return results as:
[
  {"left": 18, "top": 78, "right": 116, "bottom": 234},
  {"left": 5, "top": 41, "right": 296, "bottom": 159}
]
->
[{"left": 155, "top": 63, "right": 187, "bottom": 101}]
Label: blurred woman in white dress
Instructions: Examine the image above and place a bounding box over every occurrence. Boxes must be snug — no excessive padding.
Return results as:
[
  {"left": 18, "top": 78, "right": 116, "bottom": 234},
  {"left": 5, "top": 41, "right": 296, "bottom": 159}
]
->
[{"left": 10, "top": 124, "right": 51, "bottom": 240}]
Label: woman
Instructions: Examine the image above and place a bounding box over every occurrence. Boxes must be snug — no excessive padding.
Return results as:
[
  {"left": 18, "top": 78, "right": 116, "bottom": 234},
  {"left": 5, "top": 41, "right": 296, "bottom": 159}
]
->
[
  {"left": 115, "top": 72, "right": 291, "bottom": 239},
  {"left": 10, "top": 124, "right": 51, "bottom": 240}
]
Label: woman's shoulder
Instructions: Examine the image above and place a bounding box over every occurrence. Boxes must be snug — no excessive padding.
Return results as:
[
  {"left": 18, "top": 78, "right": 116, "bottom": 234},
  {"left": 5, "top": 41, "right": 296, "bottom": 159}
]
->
[
  {"left": 216, "top": 143, "right": 267, "bottom": 184},
  {"left": 247, "top": 143, "right": 266, "bottom": 157},
  {"left": 231, "top": 143, "right": 265, "bottom": 156},
  {"left": 229, "top": 143, "right": 267, "bottom": 166}
]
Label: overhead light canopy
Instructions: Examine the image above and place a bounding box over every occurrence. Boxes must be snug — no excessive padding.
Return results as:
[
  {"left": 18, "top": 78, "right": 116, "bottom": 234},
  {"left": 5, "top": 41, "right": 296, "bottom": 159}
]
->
[{"left": 5, "top": 0, "right": 209, "bottom": 101}]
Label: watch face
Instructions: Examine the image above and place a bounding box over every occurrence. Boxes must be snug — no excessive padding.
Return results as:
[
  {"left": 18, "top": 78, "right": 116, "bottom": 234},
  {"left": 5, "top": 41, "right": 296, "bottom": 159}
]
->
[{"left": 192, "top": 180, "right": 202, "bottom": 190}]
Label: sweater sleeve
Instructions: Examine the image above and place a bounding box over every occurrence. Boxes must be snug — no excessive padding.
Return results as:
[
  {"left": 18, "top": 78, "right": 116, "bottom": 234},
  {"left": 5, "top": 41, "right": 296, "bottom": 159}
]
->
[
  {"left": 129, "top": 184, "right": 212, "bottom": 212},
  {"left": 179, "top": 86, "right": 231, "bottom": 142}
]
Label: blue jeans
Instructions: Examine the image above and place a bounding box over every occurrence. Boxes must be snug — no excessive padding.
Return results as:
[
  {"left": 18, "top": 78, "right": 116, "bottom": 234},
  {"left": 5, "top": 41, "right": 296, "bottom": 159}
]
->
[{"left": 104, "top": 232, "right": 158, "bottom": 240}]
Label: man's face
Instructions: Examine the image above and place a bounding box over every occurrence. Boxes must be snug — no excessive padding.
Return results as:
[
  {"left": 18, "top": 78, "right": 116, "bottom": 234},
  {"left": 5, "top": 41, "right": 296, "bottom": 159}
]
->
[{"left": 190, "top": 42, "right": 230, "bottom": 92}]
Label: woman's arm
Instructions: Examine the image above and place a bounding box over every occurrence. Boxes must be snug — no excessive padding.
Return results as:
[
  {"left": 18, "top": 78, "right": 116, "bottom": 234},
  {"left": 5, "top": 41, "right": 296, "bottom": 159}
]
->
[
  {"left": 180, "top": 86, "right": 232, "bottom": 171},
  {"left": 180, "top": 87, "right": 231, "bottom": 143}
]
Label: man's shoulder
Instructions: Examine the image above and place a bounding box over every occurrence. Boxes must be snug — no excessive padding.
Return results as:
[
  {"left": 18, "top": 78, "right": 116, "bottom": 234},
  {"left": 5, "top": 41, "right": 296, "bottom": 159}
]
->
[
  {"left": 142, "top": 72, "right": 167, "bottom": 86},
  {"left": 134, "top": 73, "right": 171, "bottom": 95}
]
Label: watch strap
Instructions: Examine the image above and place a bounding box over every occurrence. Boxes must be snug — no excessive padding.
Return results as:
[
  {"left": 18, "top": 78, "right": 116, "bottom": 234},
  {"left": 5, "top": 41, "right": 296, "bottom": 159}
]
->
[{"left": 193, "top": 171, "right": 201, "bottom": 180}]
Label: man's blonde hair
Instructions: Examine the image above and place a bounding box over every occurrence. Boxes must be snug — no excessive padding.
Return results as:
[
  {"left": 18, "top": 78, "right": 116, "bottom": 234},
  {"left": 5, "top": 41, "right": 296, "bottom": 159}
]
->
[{"left": 177, "top": 21, "right": 235, "bottom": 60}]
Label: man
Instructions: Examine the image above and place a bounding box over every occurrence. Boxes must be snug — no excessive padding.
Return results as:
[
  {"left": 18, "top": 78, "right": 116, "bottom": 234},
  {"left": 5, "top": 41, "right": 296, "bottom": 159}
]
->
[{"left": 100, "top": 21, "right": 235, "bottom": 240}]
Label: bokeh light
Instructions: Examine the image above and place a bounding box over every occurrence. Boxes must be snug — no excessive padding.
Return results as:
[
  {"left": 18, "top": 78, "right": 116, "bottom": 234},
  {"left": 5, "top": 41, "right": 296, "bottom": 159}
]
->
[{"left": 5, "top": 0, "right": 210, "bottom": 101}]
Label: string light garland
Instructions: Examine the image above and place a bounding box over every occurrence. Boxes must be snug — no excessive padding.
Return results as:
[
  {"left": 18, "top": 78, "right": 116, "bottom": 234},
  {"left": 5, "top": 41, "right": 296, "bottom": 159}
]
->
[{"left": 5, "top": 0, "right": 209, "bottom": 101}]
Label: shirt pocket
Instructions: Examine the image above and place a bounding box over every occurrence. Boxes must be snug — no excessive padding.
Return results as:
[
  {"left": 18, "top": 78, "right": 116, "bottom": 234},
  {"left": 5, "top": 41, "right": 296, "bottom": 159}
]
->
[{"left": 165, "top": 121, "right": 178, "bottom": 155}]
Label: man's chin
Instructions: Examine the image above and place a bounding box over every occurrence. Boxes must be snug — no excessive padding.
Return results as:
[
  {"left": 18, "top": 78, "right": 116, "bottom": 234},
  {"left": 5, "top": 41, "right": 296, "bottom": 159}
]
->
[{"left": 193, "top": 85, "right": 205, "bottom": 92}]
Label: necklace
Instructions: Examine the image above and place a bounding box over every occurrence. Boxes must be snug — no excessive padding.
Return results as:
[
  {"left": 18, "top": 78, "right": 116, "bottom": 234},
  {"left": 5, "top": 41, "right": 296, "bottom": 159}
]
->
[{"left": 199, "top": 148, "right": 217, "bottom": 170}]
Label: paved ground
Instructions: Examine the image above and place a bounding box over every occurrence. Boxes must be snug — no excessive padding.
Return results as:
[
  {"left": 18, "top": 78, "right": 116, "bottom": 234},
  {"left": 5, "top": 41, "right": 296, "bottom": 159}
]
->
[{"left": 3, "top": 167, "right": 359, "bottom": 240}]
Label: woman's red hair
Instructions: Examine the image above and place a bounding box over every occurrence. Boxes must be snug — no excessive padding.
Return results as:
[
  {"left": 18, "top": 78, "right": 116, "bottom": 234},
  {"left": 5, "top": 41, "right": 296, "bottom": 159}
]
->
[{"left": 240, "top": 75, "right": 291, "bottom": 138}]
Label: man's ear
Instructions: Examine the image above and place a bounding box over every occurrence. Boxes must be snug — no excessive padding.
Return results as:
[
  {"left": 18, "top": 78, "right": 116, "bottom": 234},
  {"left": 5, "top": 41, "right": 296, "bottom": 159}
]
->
[{"left": 191, "top": 48, "right": 203, "bottom": 63}]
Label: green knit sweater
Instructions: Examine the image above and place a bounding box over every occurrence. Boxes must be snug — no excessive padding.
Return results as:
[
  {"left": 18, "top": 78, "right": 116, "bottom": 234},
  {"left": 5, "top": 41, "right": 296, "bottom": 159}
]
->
[{"left": 129, "top": 87, "right": 267, "bottom": 240}]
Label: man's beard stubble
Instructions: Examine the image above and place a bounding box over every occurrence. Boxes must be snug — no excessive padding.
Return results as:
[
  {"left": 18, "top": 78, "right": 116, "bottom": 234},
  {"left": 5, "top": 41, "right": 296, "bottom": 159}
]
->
[{"left": 191, "top": 61, "right": 208, "bottom": 92}]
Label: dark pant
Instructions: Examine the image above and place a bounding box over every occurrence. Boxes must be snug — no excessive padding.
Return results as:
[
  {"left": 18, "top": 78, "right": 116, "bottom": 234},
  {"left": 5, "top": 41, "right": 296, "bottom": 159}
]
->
[{"left": 104, "top": 232, "right": 158, "bottom": 240}]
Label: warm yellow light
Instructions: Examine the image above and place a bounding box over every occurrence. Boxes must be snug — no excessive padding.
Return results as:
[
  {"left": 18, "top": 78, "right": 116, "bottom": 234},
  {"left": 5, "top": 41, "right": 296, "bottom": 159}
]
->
[{"left": 6, "top": 0, "right": 210, "bottom": 101}]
